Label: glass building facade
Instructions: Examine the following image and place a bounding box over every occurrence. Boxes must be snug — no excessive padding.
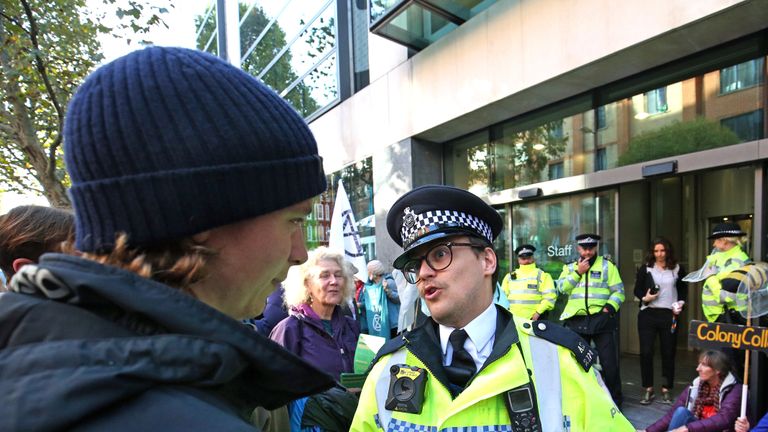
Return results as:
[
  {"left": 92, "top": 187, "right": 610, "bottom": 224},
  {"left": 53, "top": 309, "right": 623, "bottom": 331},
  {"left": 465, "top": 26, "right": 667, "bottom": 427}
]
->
[
  {"left": 447, "top": 54, "right": 767, "bottom": 195},
  {"left": 196, "top": 0, "right": 369, "bottom": 119}
]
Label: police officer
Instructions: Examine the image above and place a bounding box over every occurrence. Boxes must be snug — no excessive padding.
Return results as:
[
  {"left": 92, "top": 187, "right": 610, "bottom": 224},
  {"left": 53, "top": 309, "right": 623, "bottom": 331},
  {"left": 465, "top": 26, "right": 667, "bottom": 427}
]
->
[
  {"left": 700, "top": 222, "right": 751, "bottom": 324},
  {"left": 557, "top": 233, "right": 625, "bottom": 406},
  {"left": 699, "top": 222, "right": 750, "bottom": 379},
  {"left": 351, "top": 186, "right": 632, "bottom": 431},
  {"left": 501, "top": 245, "right": 556, "bottom": 320}
]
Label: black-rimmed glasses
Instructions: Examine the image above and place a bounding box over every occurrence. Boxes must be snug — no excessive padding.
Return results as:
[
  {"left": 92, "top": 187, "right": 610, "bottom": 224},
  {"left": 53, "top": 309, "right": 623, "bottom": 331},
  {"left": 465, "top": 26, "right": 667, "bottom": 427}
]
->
[{"left": 402, "top": 242, "right": 486, "bottom": 284}]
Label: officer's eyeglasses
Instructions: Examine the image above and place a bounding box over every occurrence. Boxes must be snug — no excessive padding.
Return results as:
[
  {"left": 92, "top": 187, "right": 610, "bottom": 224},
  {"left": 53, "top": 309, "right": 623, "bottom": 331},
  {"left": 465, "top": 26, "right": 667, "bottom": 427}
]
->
[{"left": 402, "top": 242, "right": 486, "bottom": 284}]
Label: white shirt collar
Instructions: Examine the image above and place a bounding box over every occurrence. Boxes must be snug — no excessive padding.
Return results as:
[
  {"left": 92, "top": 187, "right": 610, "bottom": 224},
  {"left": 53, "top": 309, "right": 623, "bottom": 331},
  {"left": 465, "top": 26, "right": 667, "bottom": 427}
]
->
[{"left": 439, "top": 301, "right": 497, "bottom": 358}]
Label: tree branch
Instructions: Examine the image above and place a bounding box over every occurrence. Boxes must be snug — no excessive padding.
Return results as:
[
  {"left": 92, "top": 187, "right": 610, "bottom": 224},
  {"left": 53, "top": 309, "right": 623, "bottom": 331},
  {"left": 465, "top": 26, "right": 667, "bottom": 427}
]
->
[
  {"left": 20, "top": 0, "right": 64, "bottom": 179},
  {"left": 0, "top": 11, "right": 30, "bottom": 36}
]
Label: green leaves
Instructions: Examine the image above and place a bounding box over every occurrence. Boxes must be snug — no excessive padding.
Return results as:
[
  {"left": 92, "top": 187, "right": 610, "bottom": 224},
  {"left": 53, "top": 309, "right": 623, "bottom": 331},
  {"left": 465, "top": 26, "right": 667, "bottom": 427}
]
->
[{"left": 0, "top": 0, "right": 171, "bottom": 206}]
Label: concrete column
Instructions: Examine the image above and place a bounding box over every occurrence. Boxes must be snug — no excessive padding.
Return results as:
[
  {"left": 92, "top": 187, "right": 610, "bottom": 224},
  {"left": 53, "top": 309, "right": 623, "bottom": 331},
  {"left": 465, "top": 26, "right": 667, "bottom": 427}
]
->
[{"left": 371, "top": 137, "right": 442, "bottom": 267}]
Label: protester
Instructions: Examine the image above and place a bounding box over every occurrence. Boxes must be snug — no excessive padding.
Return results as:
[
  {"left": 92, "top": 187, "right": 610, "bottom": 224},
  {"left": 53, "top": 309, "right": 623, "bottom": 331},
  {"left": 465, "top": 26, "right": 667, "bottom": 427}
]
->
[
  {"left": 735, "top": 414, "right": 768, "bottom": 432},
  {"left": 352, "top": 185, "right": 632, "bottom": 431},
  {"left": 0, "top": 205, "right": 73, "bottom": 284},
  {"left": 557, "top": 233, "right": 626, "bottom": 406},
  {"left": 501, "top": 244, "right": 556, "bottom": 320},
  {"left": 642, "top": 350, "right": 742, "bottom": 432},
  {"left": 0, "top": 46, "right": 334, "bottom": 431},
  {"left": 245, "top": 284, "right": 289, "bottom": 335},
  {"left": 358, "top": 260, "right": 399, "bottom": 338},
  {"left": 270, "top": 247, "right": 359, "bottom": 381},
  {"left": 634, "top": 237, "right": 687, "bottom": 405}
]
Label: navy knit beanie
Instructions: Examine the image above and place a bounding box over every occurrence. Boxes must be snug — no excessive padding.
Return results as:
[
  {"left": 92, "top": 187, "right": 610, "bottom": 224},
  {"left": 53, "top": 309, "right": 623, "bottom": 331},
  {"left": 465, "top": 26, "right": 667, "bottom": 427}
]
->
[{"left": 64, "top": 47, "right": 326, "bottom": 252}]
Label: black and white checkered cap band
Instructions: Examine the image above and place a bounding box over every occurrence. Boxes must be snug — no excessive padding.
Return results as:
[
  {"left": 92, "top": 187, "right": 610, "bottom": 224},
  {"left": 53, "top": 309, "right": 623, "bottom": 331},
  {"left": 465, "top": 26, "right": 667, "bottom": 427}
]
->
[
  {"left": 712, "top": 230, "right": 744, "bottom": 236},
  {"left": 401, "top": 208, "right": 493, "bottom": 248},
  {"left": 577, "top": 237, "right": 599, "bottom": 245}
]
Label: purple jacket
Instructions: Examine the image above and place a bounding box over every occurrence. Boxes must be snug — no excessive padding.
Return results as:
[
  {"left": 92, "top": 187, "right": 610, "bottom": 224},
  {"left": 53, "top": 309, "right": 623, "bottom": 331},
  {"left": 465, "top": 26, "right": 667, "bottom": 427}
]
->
[
  {"left": 647, "top": 373, "right": 742, "bottom": 432},
  {"left": 270, "top": 303, "right": 360, "bottom": 381}
]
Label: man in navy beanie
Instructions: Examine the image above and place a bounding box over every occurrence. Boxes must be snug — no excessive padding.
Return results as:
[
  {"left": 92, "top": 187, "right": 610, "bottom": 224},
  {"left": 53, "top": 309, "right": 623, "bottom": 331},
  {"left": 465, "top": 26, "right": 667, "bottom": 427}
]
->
[{"left": 0, "top": 47, "right": 334, "bottom": 431}]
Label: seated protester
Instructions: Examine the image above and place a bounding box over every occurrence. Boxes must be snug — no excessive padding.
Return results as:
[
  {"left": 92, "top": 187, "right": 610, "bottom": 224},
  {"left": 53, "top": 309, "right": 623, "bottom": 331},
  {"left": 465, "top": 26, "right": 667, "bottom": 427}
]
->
[
  {"left": 270, "top": 247, "right": 360, "bottom": 381},
  {"left": 0, "top": 205, "right": 73, "bottom": 285},
  {"left": 643, "top": 350, "right": 742, "bottom": 432},
  {"left": 736, "top": 413, "right": 768, "bottom": 432}
]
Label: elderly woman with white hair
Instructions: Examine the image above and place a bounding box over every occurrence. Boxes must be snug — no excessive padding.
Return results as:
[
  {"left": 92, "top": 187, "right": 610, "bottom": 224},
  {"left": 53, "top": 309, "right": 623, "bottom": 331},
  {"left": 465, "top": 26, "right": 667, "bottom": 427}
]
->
[
  {"left": 358, "top": 260, "right": 400, "bottom": 339},
  {"left": 270, "top": 247, "right": 360, "bottom": 381}
]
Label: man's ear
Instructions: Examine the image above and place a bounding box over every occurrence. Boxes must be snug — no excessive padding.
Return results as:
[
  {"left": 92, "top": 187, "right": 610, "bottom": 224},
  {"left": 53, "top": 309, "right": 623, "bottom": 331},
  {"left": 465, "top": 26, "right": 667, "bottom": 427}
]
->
[
  {"left": 192, "top": 230, "right": 211, "bottom": 244},
  {"left": 482, "top": 248, "right": 497, "bottom": 276},
  {"left": 12, "top": 258, "right": 34, "bottom": 273}
]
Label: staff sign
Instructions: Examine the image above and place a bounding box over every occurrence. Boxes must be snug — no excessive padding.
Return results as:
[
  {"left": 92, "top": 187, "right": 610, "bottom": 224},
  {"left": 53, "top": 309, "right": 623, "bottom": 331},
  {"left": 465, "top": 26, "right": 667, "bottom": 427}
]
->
[{"left": 689, "top": 320, "right": 768, "bottom": 353}]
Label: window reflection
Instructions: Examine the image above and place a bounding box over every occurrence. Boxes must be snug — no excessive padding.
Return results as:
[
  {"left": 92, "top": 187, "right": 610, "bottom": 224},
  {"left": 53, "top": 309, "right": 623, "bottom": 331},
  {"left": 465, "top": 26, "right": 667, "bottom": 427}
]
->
[{"left": 447, "top": 54, "right": 766, "bottom": 192}]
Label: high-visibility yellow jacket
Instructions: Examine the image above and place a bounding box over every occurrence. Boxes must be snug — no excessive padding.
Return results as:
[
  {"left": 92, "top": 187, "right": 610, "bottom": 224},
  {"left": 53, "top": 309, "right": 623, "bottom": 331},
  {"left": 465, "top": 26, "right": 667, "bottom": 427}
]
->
[
  {"left": 501, "top": 263, "right": 556, "bottom": 319},
  {"left": 701, "top": 245, "right": 750, "bottom": 322},
  {"left": 351, "top": 307, "right": 634, "bottom": 432},
  {"left": 557, "top": 256, "right": 624, "bottom": 320}
]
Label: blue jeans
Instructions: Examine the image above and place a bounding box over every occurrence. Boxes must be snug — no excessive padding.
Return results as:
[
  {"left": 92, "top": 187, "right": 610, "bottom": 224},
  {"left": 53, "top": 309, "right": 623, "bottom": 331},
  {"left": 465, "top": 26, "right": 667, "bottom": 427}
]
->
[{"left": 668, "top": 406, "right": 697, "bottom": 430}]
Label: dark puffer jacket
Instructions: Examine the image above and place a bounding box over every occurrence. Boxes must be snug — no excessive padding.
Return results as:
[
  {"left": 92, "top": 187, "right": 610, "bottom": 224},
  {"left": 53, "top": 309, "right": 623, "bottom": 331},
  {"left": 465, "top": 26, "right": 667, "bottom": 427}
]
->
[{"left": 0, "top": 254, "right": 335, "bottom": 431}]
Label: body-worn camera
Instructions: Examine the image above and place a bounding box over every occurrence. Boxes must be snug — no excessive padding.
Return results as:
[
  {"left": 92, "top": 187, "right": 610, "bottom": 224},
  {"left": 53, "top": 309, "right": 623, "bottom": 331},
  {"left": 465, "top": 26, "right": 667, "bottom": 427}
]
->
[{"left": 385, "top": 364, "right": 427, "bottom": 414}]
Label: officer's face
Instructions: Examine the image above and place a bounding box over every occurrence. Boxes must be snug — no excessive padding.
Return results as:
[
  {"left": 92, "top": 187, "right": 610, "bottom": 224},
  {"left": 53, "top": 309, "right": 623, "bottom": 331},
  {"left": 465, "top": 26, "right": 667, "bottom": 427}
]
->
[
  {"left": 517, "top": 255, "right": 534, "bottom": 266},
  {"left": 712, "top": 237, "right": 734, "bottom": 252},
  {"left": 411, "top": 235, "right": 496, "bottom": 328},
  {"left": 577, "top": 245, "right": 597, "bottom": 260}
]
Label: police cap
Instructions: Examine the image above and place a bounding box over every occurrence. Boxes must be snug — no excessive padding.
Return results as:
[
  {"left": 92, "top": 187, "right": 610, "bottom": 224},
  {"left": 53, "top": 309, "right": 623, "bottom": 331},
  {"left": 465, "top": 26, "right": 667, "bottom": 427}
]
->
[
  {"left": 515, "top": 244, "right": 536, "bottom": 257},
  {"left": 708, "top": 222, "right": 746, "bottom": 239},
  {"left": 386, "top": 185, "right": 502, "bottom": 269},
  {"left": 575, "top": 233, "right": 600, "bottom": 248}
]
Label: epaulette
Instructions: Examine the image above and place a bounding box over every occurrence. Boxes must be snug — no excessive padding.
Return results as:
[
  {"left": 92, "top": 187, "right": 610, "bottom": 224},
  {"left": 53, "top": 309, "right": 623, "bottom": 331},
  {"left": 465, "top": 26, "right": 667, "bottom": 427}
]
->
[
  {"left": 525, "top": 320, "right": 597, "bottom": 372},
  {"left": 603, "top": 255, "right": 614, "bottom": 263}
]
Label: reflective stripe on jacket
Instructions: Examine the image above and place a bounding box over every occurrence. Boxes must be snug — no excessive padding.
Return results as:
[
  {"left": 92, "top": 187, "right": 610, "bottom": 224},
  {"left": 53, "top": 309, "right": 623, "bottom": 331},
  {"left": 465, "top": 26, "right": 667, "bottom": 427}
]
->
[
  {"left": 557, "top": 256, "right": 625, "bottom": 320},
  {"left": 501, "top": 263, "right": 556, "bottom": 319},
  {"left": 351, "top": 315, "right": 633, "bottom": 431},
  {"left": 701, "top": 246, "right": 750, "bottom": 322}
]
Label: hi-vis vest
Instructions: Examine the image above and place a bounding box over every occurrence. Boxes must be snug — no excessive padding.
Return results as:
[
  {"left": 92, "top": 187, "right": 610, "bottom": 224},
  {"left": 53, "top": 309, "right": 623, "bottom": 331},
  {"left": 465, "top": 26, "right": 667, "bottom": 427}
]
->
[
  {"left": 557, "top": 256, "right": 624, "bottom": 320},
  {"left": 501, "top": 263, "right": 556, "bottom": 319},
  {"left": 350, "top": 312, "right": 634, "bottom": 431},
  {"left": 701, "top": 246, "right": 750, "bottom": 322}
]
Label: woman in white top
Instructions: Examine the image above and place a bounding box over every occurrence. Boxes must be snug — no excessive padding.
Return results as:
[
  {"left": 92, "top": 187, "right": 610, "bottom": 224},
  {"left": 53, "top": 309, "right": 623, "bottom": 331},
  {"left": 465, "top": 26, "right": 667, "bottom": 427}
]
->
[{"left": 634, "top": 237, "right": 687, "bottom": 405}]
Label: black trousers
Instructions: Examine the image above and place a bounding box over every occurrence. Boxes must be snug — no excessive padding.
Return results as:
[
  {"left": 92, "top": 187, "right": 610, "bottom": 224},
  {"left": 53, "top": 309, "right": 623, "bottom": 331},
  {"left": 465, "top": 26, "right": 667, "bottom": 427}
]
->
[
  {"left": 637, "top": 307, "right": 677, "bottom": 389},
  {"left": 571, "top": 327, "right": 623, "bottom": 405}
]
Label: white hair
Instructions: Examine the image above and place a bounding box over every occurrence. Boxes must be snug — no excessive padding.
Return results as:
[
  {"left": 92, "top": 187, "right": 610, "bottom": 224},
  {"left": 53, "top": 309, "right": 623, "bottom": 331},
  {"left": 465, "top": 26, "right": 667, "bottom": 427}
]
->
[{"left": 282, "top": 247, "right": 356, "bottom": 308}]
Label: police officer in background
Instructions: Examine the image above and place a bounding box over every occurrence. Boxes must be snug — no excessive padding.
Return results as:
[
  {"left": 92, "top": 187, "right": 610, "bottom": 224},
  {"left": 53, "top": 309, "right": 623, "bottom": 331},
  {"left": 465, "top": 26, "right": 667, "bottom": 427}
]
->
[
  {"left": 557, "top": 233, "right": 625, "bottom": 406},
  {"left": 352, "top": 186, "right": 632, "bottom": 431},
  {"left": 699, "top": 222, "right": 751, "bottom": 379},
  {"left": 501, "top": 245, "right": 556, "bottom": 320},
  {"left": 700, "top": 222, "right": 751, "bottom": 324}
]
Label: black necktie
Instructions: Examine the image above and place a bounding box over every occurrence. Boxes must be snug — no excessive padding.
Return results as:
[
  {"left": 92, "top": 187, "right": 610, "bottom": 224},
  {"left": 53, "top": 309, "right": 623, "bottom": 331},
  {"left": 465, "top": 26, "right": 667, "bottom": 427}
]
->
[{"left": 445, "top": 329, "right": 476, "bottom": 389}]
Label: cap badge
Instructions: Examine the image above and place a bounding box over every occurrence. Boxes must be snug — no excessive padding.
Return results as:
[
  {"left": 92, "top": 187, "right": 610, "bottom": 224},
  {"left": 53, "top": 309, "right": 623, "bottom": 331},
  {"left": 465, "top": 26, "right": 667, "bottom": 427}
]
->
[{"left": 403, "top": 207, "right": 416, "bottom": 229}]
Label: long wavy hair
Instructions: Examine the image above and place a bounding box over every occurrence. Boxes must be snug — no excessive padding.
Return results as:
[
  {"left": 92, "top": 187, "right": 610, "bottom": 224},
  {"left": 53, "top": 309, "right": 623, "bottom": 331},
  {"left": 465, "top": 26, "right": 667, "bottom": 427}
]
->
[
  {"left": 644, "top": 237, "right": 678, "bottom": 269},
  {"left": 65, "top": 233, "right": 216, "bottom": 292}
]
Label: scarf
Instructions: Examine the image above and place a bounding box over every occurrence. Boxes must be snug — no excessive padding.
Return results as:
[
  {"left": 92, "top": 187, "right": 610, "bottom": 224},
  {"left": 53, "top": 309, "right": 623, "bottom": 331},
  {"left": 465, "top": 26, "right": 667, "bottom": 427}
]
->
[{"left": 693, "top": 380, "right": 721, "bottom": 419}]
